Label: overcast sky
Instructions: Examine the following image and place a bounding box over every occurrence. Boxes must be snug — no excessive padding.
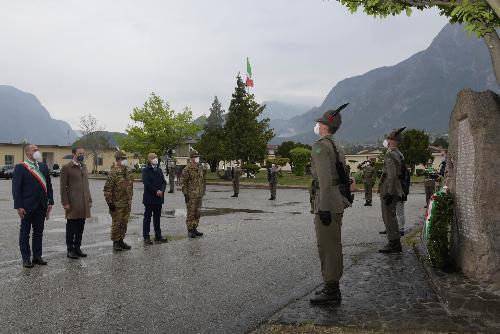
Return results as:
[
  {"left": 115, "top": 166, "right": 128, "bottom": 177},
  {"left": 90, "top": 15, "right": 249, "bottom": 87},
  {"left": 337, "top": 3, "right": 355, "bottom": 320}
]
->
[{"left": 0, "top": 1, "right": 448, "bottom": 132}]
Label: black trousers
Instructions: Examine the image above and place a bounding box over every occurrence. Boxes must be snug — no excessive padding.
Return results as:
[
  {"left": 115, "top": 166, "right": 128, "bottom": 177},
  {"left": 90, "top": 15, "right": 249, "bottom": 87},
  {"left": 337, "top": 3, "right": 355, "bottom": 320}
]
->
[
  {"left": 19, "top": 206, "right": 46, "bottom": 261},
  {"left": 143, "top": 204, "right": 162, "bottom": 239},
  {"left": 66, "top": 218, "right": 86, "bottom": 251}
]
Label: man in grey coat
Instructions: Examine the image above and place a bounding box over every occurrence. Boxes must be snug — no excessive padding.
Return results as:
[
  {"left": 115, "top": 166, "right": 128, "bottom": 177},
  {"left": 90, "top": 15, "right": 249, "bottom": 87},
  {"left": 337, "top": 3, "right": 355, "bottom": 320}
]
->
[{"left": 60, "top": 146, "right": 92, "bottom": 259}]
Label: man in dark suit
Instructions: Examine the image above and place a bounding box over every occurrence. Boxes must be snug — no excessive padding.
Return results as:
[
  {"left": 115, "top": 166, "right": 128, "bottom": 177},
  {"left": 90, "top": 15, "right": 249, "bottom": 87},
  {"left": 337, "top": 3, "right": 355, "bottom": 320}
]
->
[
  {"left": 12, "top": 144, "right": 54, "bottom": 268},
  {"left": 142, "top": 152, "right": 168, "bottom": 244}
]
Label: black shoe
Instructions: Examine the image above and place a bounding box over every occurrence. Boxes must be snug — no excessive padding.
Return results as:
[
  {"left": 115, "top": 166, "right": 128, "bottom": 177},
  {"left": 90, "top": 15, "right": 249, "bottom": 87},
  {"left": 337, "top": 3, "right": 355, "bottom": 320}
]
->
[
  {"left": 32, "top": 257, "right": 48, "bottom": 265},
  {"left": 364, "top": 202, "right": 370, "bottom": 206},
  {"left": 379, "top": 239, "right": 402, "bottom": 253},
  {"left": 67, "top": 250, "right": 79, "bottom": 259},
  {"left": 23, "top": 260, "right": 34, "bottom": 268},
  {"left": 75, "top": 248, "right": 87, "bottom": 257},
  {"left": 400, "top": 229, "right": 405, "bottom": 236},
  {"left": 154, "top": 236, "right": 168, "bottom": 243},
  {"left": 379, "top": 230, "right": 387, "bottom": 234},
  {"left": 113, "top": 241, "right": 123, "bottom": 251},
  {"left": 231, "top": 194, "right": 237, "bottom": 197},
  {"left": 310, "top": 283, "right": 342, "bottom": 305},
  {"left": 194, "top": 229, "right": 203, "bottom": 237},
  {"left": 188, "top": 231, "right": 197, "bottom": 238},
  {"left": 168, "top": 191, "right": 174, "bottom": 193},
  {"left": 367, "top": 201, "right": 372, "bottom": 206},
  {"left": 144, "top": 238, "right": 154, "bottom": 245},
  {"left": 119, "top": 240, "right": 131, "bottom": 250}
]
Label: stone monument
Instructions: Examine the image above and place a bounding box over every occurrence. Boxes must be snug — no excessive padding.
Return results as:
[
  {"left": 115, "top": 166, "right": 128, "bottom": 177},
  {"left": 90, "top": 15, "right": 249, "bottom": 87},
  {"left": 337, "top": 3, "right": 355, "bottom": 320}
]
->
[{"left": 448, "top": 89, "right": 500, "bottom": 283}]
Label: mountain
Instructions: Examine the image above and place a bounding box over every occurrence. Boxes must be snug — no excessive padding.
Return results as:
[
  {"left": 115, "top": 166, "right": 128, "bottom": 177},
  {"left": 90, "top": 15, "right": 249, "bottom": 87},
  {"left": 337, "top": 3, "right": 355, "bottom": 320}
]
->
[
  {"left": 261, "top": 101, "right": 309, "bottom": 121},
  {"left": 0, "top": 85, "right": 78, "bottom": 145},
  {"left": 271, "top": 24, "right": 499, "bottom": 144}
]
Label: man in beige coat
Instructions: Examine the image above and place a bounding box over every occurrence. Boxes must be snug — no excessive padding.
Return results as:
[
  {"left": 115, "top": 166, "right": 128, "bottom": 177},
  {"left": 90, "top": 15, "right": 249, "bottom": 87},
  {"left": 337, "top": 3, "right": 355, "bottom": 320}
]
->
[
  {"left": 60, "top": 147, "right": 92, "bottom": 259},
  {"left": 310, "top": 104, "right": 351, "bottom": 306}
]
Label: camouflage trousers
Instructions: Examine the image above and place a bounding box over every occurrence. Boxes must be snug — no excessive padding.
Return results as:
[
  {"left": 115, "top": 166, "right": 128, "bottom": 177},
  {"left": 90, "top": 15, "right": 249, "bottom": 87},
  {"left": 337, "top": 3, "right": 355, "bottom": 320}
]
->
[
  {"left": 186, "top": 196, "right": 202, "bottom": 231},
  {"left": 110, "top": 207, "right": 131, "bottom": 241},
  {"left": 232, "top": 179, "right": 240, "bottom": 195},
  {"left": 364, "top": 181, "right": 373, "bottom": 202},
  {"left": 269, "top": 181, "right": 277, "bottom": 197}
]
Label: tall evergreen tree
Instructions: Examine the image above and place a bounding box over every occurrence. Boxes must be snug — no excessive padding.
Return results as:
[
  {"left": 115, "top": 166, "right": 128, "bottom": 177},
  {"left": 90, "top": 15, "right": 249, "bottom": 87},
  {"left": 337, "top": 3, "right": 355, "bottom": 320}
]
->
[
  {"left": 224, "top": 75, "right": 274, "bottom": 164},
  {"left": 195, "top": 96, "right": 226, "bottom": 171}
]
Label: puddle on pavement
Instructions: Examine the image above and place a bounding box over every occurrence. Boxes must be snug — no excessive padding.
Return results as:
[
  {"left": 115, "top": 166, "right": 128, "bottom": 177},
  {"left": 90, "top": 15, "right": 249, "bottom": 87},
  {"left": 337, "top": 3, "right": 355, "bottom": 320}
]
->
[
  {"left": 275, "top": 201, "right": 302, "bottom": 207},
  {"left": 201, "top": 207, "right": 266, "bottom": 217},
  {"left": 290, "top": 212, "right": 302, "bottom": 215}
]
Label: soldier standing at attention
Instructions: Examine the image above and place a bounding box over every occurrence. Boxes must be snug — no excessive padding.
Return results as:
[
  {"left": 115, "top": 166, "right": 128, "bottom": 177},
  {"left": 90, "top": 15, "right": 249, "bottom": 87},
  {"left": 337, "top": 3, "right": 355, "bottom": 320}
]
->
[
  {"left": 231, "top": 161, "right": 243, "bottom": 198},
  {"left": 167, "top": 159, "right": 176, "bottom": 193},
  {"left": 424, "top": 159, "right": 437, "bottom": 208},
  {"left": 378, "top": 128, "right": 406, "bottom": 253},
  {"left": 181, "top": 150, "right": 205, "bottom": 238},
  {"left": 104, "top": 151, "right": 134, "bottom": 251},
  {"left": 268, "top": 164, "right": 278, "bottom": 200},
  {"left": 358, "top": 160, "right": 376, "bottom": 206},
  {"left": 309, "top": 104, "right": 351, "bottom": 306}
]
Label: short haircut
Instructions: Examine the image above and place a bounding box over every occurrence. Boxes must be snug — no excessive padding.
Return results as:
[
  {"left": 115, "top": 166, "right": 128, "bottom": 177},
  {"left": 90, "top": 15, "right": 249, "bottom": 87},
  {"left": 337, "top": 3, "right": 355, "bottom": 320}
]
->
[
  {"left": 72, "top": 146, "right": 84, "bottom": 154},
  {"left": 24, "top": 144, "right": 34, "bottom": 154}
]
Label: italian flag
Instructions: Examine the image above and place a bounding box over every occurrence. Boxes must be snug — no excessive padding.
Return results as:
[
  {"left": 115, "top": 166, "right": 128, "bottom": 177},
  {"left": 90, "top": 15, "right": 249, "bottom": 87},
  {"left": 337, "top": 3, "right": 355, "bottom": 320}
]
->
[{"left": 245, "top": 57, "right": 254, "bottom": 87}]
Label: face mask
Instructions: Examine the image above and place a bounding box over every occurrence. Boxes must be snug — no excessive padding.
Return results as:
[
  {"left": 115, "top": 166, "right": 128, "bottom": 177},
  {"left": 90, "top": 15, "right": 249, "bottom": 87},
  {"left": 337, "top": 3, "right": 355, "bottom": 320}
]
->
[
  {"left": 313, "top": 123, "right": 320, "bottom": 136},
  {"left": 121, "top": 159, "right": 129, "bottom": 167},
  {"left": 194, "top": 157, "right": 200, "bottom": 163},
  {"left": 32, "top": 151, "right": 43, "bottom": 162},
  {"left": 383, "top": 139, "right": 389, "bottom": 148},
  {"left": 151, "top": 158, "right": 158, "bottom": 166},
  {"left": 76, "top": 155, "right": 85, "bottom": 162}
]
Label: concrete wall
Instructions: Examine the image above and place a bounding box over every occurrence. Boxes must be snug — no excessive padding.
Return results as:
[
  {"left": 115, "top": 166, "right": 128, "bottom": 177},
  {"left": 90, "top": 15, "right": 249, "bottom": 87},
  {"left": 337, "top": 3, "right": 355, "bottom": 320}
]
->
[{"left": 448, "top": 89, "right": 500, "bottom": 283}]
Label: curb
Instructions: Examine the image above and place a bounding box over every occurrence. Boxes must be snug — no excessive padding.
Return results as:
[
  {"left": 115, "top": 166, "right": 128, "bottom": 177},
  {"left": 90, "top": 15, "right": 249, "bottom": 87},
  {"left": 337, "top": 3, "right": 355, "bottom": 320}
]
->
[{"left": 413, "top": 241, "right": 500, "bottom": 319}]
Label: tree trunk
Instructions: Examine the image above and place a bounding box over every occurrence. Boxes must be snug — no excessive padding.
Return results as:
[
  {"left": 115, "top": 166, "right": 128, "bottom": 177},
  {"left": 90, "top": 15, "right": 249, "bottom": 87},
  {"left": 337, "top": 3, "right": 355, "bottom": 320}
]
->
[
  {"left": 485, "top": 0, "right": 500, "bottom": 19},
  {"left": 483, "top": 30, "right": 500, "bottom": 86}
]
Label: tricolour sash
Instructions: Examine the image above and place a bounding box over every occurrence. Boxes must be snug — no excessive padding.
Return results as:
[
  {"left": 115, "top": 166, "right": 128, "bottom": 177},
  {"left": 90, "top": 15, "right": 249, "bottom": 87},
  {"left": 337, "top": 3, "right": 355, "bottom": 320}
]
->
[{"left": 22, "top": 161, "right": 47, "bottom": 194}]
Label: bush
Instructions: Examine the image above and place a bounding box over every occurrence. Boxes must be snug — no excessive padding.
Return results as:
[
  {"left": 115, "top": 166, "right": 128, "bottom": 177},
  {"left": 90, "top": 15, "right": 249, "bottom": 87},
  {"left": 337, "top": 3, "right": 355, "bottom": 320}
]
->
[
  {"left": 242, "top": 163, "right": 261, "bottom": 176},
  {"left": 426, "top": 190, "right": 454, "bottom": 269},
  {"left": 266, "top": 157, "right": 289, "bottom": 168},
  {"left": 354, "top": 172, "right": 363, "bottom": 184},
  {"left": 289, "top": 147, "right": 311, "bottom": 176}
]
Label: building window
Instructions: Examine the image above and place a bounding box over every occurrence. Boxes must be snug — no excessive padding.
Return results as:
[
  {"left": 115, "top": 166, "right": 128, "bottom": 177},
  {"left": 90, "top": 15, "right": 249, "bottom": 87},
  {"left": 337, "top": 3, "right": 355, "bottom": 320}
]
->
[
  {"left": 96, "top": 157, "right": 103, "bottom": 166},
  {"left": 5, "top": 155, "right": 14, "bottom": 165}
]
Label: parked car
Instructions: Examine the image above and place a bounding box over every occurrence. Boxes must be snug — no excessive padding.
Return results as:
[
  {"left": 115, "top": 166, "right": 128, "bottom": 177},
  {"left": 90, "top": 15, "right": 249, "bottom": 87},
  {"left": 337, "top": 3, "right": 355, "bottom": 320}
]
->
[{"left": 0, "top": 166, "right": 14, "bottom": 179}]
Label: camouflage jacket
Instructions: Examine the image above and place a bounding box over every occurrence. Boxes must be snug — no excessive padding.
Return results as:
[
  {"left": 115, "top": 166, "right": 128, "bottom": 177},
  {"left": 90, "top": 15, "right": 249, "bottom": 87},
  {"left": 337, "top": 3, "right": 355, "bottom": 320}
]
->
[
  {"left": 268, "top": 167, "right": 278, "bottom": 184},
  {"left": 360, "top": 165, "right": 376, "bottom": 182},
  {"left": 103, "top": 165, "right": 134, "bottom": 208},
  {"left": 232, "top": 166, "right": 243, "bottom": 180},
  {"left": 181, "top": 162, "right": 204, "bottom": 197}
]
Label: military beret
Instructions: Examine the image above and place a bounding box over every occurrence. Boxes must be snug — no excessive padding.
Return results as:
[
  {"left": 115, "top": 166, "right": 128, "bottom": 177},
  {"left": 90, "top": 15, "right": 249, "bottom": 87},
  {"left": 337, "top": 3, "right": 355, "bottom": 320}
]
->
[
  {"left": 315, "top": 103, "right": 349, "bottom": 133},
  {"left": 189, "top": 149, "right": 199, "bottom": 158},
  {"left": 385, "top": 127, "right": 406, "bottom": 141},
  {"left": 114, "top": 151, "right": 127, "bottom": 159}
]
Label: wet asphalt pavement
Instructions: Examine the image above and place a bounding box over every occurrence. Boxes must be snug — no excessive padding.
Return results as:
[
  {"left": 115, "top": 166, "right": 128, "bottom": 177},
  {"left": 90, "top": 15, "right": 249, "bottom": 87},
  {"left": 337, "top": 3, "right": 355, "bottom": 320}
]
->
[{"left": 0, "top": 178, "right": 426, "bottom": 334}]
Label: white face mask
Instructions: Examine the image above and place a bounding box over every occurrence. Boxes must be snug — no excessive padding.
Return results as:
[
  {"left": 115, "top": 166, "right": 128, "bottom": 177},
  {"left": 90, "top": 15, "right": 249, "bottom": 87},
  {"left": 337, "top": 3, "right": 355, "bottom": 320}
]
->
[
  {"left": 313, "top": 123, "right": 320, "bottom": 136},
  {"left": 151, "top": 158, "right": 158, "bottom": 166},
  {"left": 32, "top": 151, "right": 43, "bottom": 162},
  {"left": 382, "top": 139, "right": 389, "bottom": 148},
  {"left": 194, "top": 157, "right": 200, "bottom": 163},
  {"left": 120, "top": 159, "right": 129, "bottom": 167}
]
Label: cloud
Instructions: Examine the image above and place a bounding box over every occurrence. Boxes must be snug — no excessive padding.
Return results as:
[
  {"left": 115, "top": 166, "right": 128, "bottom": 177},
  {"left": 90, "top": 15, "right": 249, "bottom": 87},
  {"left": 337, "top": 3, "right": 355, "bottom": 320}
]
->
[{"left": 0, "top": 0, "right": 448, "bottom": 131}]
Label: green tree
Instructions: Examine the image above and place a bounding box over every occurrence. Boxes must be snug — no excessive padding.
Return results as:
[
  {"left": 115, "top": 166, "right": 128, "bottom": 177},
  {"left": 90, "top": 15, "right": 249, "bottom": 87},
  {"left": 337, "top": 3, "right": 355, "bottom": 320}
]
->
[
  {"left": 335, "top": 0, "right": 500, "bottom": 84},
  {"left": 120, "top": 93, "right": 200, "bottom": 158},
  {"left": 276, "top": 141, "right": 312, "bottom": 167},
  {"left": 289, "top": 147, "right": 312, "bottom": 176},
  {"left": 224, "top": 75, "right": 274, "bottom": 165},
  {"left": 195, "top": 96, "right": 226, "bottom": 172},
  {"left": 432, "top": 136, "right": 449, "bottom": 149},
  {"left": 399, "top": 129, "right": 433, "bottom": 174}
]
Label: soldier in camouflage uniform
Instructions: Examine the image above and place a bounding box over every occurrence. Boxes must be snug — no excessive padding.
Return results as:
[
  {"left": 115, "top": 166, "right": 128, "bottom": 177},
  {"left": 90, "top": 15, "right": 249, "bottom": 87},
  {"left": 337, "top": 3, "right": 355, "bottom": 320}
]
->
[
  {"left": 268, "top": 164, "right": 278, "bottom": 200},
  {"left": 103, "top": 151, "right": 134, "bottom": 251},
  {"left": 358, "top": 160, "right": 376, "bottom": 206},
  {"left": 181, "top": 150, "right": 205, "bottom": 238},
  {"left": 167, "top": 159, "right": 176, "bottom": 193},
  {"left": 231, "top": 161, "right": 243, "bottom": 197},
  {"left": 378, "top": 128, "right": 405, "bottom": 254}
]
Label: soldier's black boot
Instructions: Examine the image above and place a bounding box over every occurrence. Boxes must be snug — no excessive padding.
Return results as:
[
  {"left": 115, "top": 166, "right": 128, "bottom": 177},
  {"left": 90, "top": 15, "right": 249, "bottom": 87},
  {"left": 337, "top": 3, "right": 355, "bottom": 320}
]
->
[
  {"left": 364, "top": 201, "right": 369, "bottom": 206},
  {"left": 113, "top": 241, "right": 123, "bottom": 251},
  {"left": 75, "top": 248, "right": 87, "bottom": 257},
  {"left": 310, "top": 282, "right": 341, "bottom": 306},
  {"left": 379, "top": 239, "right": 402, "bottom": 253},
  {"left": 119, "top": 239, "right": 131, "bottom": 250},
  {"left": 67, "top": 248, "right": 79, "bottom": 259},
  {"left": 368, "top": 200, "right": 372, "bottom": 206},
  {"left": 188, "top": 230, "right": 197, "bottom": 238},
  {"left": 194, "top": 229, "right": 203, "bottom": 237},
  {"left": 231, "top": 193, "right": 237, "bottom": 197}
]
